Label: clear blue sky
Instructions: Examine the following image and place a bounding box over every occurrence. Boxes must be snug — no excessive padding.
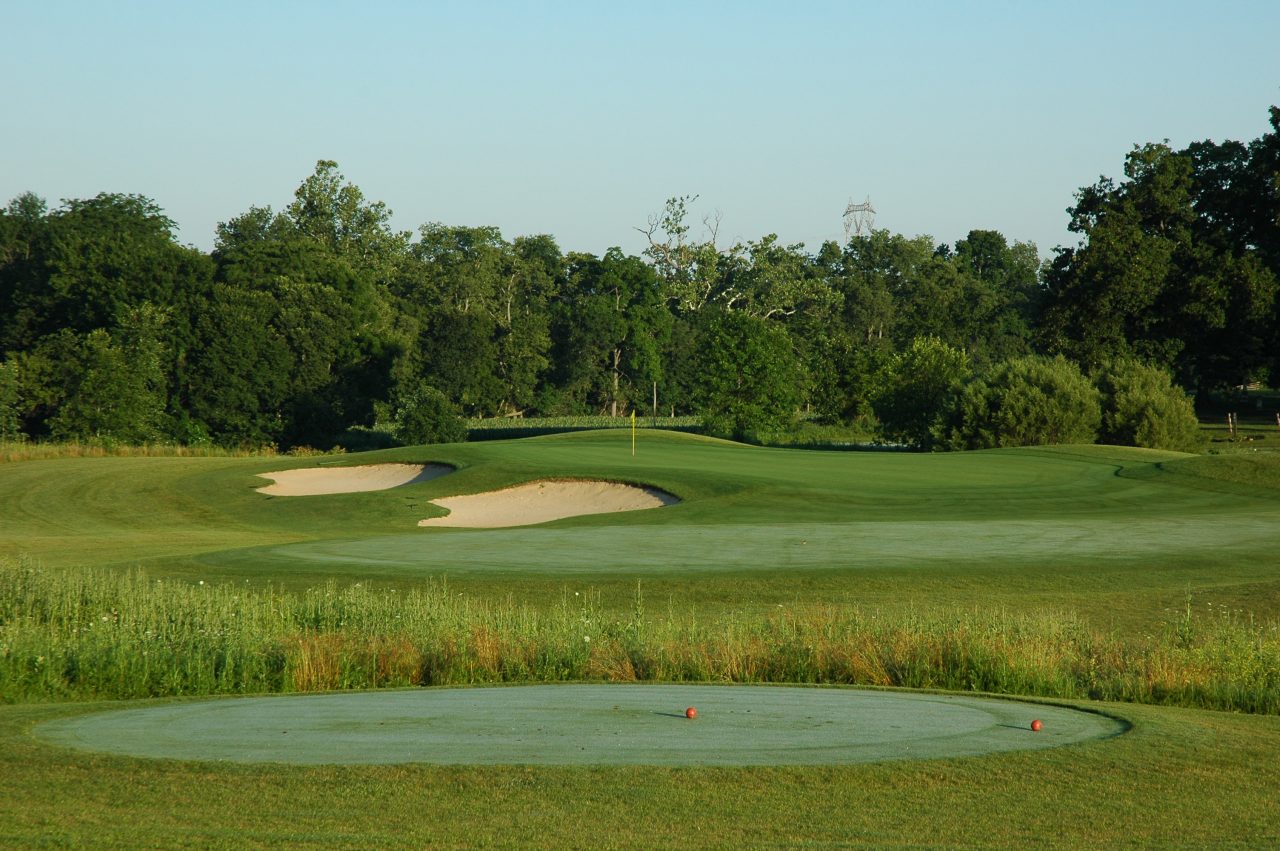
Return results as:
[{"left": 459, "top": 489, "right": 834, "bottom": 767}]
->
[{"left": 4, "top": 1, "right": 1278, "bottom": 260}]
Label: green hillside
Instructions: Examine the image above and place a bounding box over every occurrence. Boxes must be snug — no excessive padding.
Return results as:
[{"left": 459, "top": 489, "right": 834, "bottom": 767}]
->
[{"left": 4, "top": 431, "right": 1279, "bottom": 630}]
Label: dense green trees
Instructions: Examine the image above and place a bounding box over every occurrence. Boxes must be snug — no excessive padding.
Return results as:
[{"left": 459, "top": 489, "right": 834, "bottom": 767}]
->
[
  {"left": 391, "top": 224, "right": 561, "bottom": 417},
  {"left": 182, "top": 285, "right": 291, "bottom": 445},
  {"left": 948, "top": 355, "right": 1102, "bottom": 450},
  {"left": 871, "top": 337, "right": 970, "bottom": 449},
  {"left": 547, "top": 249, "right": 669, "bottom": 416},
  {"left": 1040, "top": 121, "right": 1279, "bottom": 392},
  {"left": 0, "top": 194, "right": 214, "bottom": 442},
  {"left": 690, "top": 311, "right": 802, "bottom": 439},
  {"left": 0, "top": 359, "right": 18, "bottom": 440},
  {"left": 284, "top": 160, "right": 411, "bottom": 283},
  {"left": 1, "top": 104, "right": 1277, "bottom": 450},
  {"left": 202, "top": 193, "right": 395, "bottom": 446},
  {"left": 0, "top": 193, "right": 214, "bottom": 352}
]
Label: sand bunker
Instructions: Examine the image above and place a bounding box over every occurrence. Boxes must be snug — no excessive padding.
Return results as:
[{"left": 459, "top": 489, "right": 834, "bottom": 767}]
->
[
  {"left": 418, "top": 479, "right": 678, "bottom": 528},
  {"left": 257, "top": 463, "right": 451, "bottom": 496}
]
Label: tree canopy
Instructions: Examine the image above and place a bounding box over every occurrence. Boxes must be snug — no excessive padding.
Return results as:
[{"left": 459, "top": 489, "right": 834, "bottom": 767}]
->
[
  {"left": 2, "top": 104, "right": 1277, "bottom": 450},
  {"left": 1039, "top": 114, "right": 1280, "bottom": 392}
]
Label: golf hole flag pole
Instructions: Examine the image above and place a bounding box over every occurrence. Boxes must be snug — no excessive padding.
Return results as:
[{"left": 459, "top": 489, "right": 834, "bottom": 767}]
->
[{"left": 631, "top": 409, "right": 636, "bottom": 457}]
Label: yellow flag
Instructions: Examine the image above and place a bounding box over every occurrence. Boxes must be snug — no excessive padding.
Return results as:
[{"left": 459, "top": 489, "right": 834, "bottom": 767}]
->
[{"left": 631, "top": 410, "right": 636, "bottom": 456}]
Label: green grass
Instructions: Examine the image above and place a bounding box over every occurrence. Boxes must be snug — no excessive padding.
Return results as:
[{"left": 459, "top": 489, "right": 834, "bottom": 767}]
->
[
  {"left": 2, "top": 699, "right": 1278, "bottom": 847},
  {"left": 4, "top": 429, "right": 1280, "bottom": 845},
  {"left": 5, "top": 563, "right": 1279, "bottom": 712},
  {"left": 5, "top": 430, "right": 1279, "bottom": 632}
]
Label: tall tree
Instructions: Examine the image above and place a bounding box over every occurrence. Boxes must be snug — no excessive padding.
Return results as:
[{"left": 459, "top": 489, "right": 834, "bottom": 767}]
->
[
  {"left": 1039, "top": 141, "right": 1276, "bottom": 391},
  {"left": 689, "top": 311, "right": 803, "bottom": 439},
  {"left": 952, "top": 229, "right": 1039, "bottom": 362},
  {"left": 182, "top": 284, "right": 291, "bottom": 446},
  {"left": 0, "top": 193, "right": 213, "bottom": 353},
  {"left": 495, "top": 235, "right": 561, "bottom": 414},
  {"left": 397, "top": 225, "right": 559, "bottom": 415},
  {"left": 718, "top": 234, "right": 840, "bottom": 321},
  {"left": 284, "top": 159, "right": 411, "bottom": 282},
  {"left": 639, "top": 195, "right": 726, "bottom": 314},
  {"left": 410, "top": 224, "right": 506, "bottom": 314},
  {"left": 549, "top": 249, "right": 670, "bottom": 416},
  {"left": 204, "top": 232, "right": 390, "bottom": 446},
  {"left": 0, "top": 193, "right": 48, "bottom": 349}
]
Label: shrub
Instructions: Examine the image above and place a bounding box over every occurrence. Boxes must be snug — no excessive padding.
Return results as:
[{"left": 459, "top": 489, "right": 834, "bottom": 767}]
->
[
  {"left": 392, "top": 385, "right": 467, "bottom": 446},
  {"left": 1094, "top": 359, "right": 1204, "bottom": 452},
  {"left": 870, "top": 337, "right": 969, "bottom": 449},
  {"left": 948, "top": 354, "right": 1101, "bottom": 449}
]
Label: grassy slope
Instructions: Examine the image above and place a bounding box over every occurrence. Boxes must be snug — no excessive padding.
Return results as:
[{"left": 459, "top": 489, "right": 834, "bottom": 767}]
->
[{"left": 4, "top": 431, "right": 1280, "bottom": 632}]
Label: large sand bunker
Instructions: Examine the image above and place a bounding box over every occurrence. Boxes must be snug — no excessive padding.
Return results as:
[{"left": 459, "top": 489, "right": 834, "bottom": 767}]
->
[
  {"left": 418, "top": 479, "right": 678, "bottom": 528},
  {"left": 257, "top": 463, "right": 451, "bottom": 496}
]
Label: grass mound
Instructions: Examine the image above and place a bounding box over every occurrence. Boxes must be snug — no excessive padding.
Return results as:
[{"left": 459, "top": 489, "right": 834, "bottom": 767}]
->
[{"left": 1154, "top": 453, "right": 1280, "bottom": 495}]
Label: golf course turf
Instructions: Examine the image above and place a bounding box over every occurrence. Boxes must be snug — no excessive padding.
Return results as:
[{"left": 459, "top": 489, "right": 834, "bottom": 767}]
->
[
  {"left": 5, "top": 430, "right": 1279, "bottom": 626},
  {"left": 34, "top": 684, "right": 1126, "bottom": 766},
  {"left": 3, "top": 429, "right": 1280, "bottom": 846}
]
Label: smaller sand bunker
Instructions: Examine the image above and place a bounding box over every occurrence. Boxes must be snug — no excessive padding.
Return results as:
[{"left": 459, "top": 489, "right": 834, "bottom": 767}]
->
[
  {"left": 418, "top": 479, "right": 678, "bottom": 528},
  {"left": 257, "top": 463, "right": 451, "bottom": 496}
]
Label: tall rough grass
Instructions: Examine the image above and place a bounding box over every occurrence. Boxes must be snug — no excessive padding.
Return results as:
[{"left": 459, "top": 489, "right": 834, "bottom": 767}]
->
[
  {"left": 0, "top": 440, "right": 279, "bottom": 464},
  {"left": 2, "top": 560, "right": 1278, "bottom": 713},
  {"left": 0, "top": 440, "right": 356, "bottom": 464}
]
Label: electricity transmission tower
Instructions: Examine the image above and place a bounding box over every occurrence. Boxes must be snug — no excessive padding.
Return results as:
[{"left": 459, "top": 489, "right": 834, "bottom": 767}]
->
[{"left": 842, "top": 197, "right": 876, "bottom": 242}]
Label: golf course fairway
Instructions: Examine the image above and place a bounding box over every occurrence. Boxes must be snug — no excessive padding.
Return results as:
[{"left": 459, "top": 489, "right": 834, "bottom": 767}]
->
[
  {"left": 4, "top": 430, "right": 1280, "bottom": 628},
  {"left": 3, "top": 430, "right": 1280, "bottom": 846}
]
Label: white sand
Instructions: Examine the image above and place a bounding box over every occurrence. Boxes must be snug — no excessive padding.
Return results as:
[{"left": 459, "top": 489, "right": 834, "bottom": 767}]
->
[
  {"left": 257, "top": 463, "right": 452, "bottom": 496},
  {"left": 417, "top": 480, "right": 678, "bottom": 528}
]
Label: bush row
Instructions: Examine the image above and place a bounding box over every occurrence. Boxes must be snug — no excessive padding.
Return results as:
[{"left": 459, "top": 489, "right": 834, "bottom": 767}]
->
[{"left": 873, "top": 341, "right": 1204, "bottom": 451}]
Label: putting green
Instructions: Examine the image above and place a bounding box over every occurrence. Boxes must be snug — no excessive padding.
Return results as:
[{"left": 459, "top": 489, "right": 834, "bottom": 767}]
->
[{"left": 35, "top": 685, "right": 1125, "bottom": 766}]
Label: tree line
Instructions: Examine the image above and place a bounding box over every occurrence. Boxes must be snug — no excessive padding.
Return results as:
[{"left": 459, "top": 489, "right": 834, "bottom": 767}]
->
[{"left": 1, "top": 106, "right": 1277, "bottom": 451}]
